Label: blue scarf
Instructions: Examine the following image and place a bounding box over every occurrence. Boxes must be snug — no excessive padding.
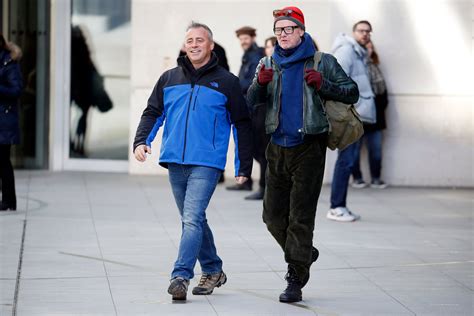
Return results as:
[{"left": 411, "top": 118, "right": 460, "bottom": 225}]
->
[{"left": 271, "top": 33, "right": 316, "bottom": 147}]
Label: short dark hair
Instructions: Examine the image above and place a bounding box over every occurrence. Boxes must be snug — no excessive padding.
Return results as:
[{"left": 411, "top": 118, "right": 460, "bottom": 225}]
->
[
  {"left": 186, "top": 21, "right": 213, "bottom": 42},
  {"left": 352, "top": 20, "right": 372, "bottom": 32},
  {"left": 265, "top": 36, "right": 277, "bottom": 47}
]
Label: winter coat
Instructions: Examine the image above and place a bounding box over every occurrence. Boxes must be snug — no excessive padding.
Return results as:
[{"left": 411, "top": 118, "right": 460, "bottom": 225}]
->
[
  {"left": 133, "top": 53, "right": 253, "bottom": 177},
  {"left": 331, "top": 33, "right": 375, "bottom": 123},
  {"left": 0, "top": 48, "right": 23, "bottom": 145},
  {"left": 247, "top": 34, "right": 359, "bottom": 142},
  {"left": 238, "top": 43, "right": 264, "bottom": 96}
]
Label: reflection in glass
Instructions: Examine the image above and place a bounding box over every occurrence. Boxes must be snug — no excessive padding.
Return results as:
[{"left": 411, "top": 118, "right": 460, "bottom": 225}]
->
[{"left": 70, "top": 0, "right": 131, "bottom": 160}]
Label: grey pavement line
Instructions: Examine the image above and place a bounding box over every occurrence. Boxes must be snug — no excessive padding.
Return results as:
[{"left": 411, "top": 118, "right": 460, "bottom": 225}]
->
[
  {"left": 320, "top": 244, "right": 417, "bottom": 316},
  {"left": 365, "top": 188, "right": 425, "bottom": 228},
  {"left": 83, "top": 175, "right": 118, "bottom": 316},
  {"left": 140, "top": 181, "right": 179, "bottom": 250},
  {"left": 405, "top": 248, "right": 474, "bottom": 292},
  {"left": 14, "top": 195, "right": 48, "bottom": 213},
  {"left": 126, "top": 288, "right": 335, "bottom": 315},
  {"left": 210, "top": 201, "right": 284, "bottom": 281},
  {"left": 227, "top": 288, "right": 329, "bottom": 316},
  {"left": 57, "top": 251, "right": 167, "bottom": 275},
  {"left": 357, "top": 269, "right": 417, "bottom": 316},
  {"left": 12, "top": 171, "right": 32, "bottom": 316},
  {"left": 204, "top": 295, "right": 219, "bottom": 316},
  {"left": 58, "top": 250, "right": 474, "bottom": 274},
  {"left": 15, "top": 275, "right": 108, "bottom": 281},
  {"left": 11, "top": 219, "right": 26, "bottom": 316},
  {"left": 370, "top": 188, "right": 474, "bottom": 292}
]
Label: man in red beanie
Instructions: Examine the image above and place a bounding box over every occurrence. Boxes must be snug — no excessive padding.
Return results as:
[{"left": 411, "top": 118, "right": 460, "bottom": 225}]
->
[{"left": 248, "top": 6, "right": 359, "bottom": 303}]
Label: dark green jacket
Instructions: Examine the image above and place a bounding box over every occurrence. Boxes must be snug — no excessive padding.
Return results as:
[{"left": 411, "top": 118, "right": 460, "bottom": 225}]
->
[{"left": 247, "top": 53, "right": 359, "bottom": 136}]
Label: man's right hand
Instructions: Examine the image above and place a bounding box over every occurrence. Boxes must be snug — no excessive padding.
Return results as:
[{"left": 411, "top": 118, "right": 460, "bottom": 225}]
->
[
  {"left": 257, "top": 64, "right": 273, "bottom": 85},
  {"left": 134, "top": 144, "right": 152, "bottom": 162}
]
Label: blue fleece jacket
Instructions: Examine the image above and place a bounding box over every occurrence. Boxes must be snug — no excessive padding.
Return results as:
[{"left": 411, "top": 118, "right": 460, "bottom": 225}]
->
[{"left": 271, "top": 33, "right": 316, "bottom": 147}]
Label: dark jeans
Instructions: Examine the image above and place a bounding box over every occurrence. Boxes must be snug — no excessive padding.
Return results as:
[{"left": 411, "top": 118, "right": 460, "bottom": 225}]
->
[
  {"left": 0, "top": 144, "right": 16, "bottom": 207},
  {"left": 263, "top": 134, "right": 327, "bottom": 283},
  {"left": 252, "top": 105, "right": 270, "bottom": 189},
  {"left": 352, "top": 130, "right": 383, "bottom": 181},
  {"left": 330, "top": 142, "right": 358, "bottom": 209}
]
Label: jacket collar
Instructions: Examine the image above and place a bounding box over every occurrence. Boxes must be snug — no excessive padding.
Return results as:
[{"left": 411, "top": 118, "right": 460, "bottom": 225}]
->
[
  {"left": 178, "top": 52, "right": 219, "bottom": 80},
  {"left": 346, "top": 35, "right": 367, "bottom": 59},
  {"left": 272, "top": 33, "right": 316, "bottom": 68}
]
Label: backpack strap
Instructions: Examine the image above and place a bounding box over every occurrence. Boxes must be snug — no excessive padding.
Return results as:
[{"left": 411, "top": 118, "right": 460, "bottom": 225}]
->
[
  {"left": 313, "top": 51, "right": 323, "bottom": 71},
  {"left": 263, "top": 56, "right": 272, "bottom": 69}
]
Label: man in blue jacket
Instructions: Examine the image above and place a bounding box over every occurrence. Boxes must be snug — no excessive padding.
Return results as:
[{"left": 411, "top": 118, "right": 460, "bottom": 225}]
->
[
  {"left": 133, "top": 22, "right": 252, "bottom": 302},
  {"left": 247, "top": 7, "right": 359, "bottom": 303}
]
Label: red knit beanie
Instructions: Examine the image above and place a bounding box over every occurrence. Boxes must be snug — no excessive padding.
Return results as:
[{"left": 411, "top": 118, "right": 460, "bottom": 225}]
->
[{"left": 273, "top": 6, "right": 305, "bottom": 31}]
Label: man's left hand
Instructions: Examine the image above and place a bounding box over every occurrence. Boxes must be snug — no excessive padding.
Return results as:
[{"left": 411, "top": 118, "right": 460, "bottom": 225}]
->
[
  {"left": 235, "top": 176, "right": 248, "bottom": 185},
  {"left": 304, "top": 69, "right": 323, "bottom": 90}
]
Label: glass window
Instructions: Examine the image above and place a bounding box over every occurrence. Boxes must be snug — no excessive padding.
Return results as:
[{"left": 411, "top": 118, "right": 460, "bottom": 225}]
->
[{"left": 70, "top": 0, "right": 130, "bottom": 160}]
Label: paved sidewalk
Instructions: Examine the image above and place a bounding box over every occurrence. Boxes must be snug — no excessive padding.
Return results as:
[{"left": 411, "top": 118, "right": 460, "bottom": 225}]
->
[{"left": 1, "top": 171, "right": 473, "bottom": 315}]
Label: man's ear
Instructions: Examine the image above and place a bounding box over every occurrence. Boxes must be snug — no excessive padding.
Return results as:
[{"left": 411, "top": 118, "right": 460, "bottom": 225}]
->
[{"left": 210, "top": 42, "right": 215, "bottom": 50}]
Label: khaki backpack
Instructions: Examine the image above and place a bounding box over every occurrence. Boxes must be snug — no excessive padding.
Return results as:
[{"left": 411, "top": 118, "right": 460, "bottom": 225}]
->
[{"left": 313, "top": 52, "right": 364, "bottom": 150}]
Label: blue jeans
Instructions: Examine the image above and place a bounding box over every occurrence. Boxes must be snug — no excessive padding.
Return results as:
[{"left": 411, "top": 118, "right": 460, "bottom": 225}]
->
[
  {"left": 352, "top": 130, "right": 383, "bottom": 181},
  {"left": 330, "top": 142, "right": 358, "bottom": 208},
  {"left": 168, "top": 164, "right": 223, "bottom": 280}
]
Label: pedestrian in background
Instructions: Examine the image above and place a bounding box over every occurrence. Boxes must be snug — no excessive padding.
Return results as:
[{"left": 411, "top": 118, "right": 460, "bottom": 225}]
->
[
  {"left": 0, "top": 34, "right": 23, "bottom": 211},
  {"left": 264, "top": 36, "right": 277, "bottom": 57},
  {"left": 227, "top": 26, "right": 265, "bottom": 194},
  {"left": 327, "top": 20, "right": 376, "bottom": 222},
  {"left": 133, "top": 22, "right": 252, "bottom": 302},
  {"left": 352, "top": 39, "right": 388, "bottom": 189},
  {"left": 241, "top": 35, "right": 275, "bottom": 201}
]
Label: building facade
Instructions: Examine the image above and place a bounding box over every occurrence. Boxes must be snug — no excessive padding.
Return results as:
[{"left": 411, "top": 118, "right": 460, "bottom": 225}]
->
[{"left": 2, "top": 0, "right": 473, "bottom": 187}]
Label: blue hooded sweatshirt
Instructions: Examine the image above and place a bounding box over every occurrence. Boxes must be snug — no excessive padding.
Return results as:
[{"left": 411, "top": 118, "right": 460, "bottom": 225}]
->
[{"left": 271, "top": 33, "right": 316, "bottom": 147}]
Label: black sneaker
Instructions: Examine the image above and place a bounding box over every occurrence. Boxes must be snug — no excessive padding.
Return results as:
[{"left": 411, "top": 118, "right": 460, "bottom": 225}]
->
[
  {"left": 279, "top": 267, "right": 303, "bottom": 303},
  {"left": 226, "top": 182, "right": 252, "bottom": 191},
  {"left": 244, "top": 189, "right": 264, "bottom": 200},
  {"left": 168, "top": 277, "right": 189, "bottom": 301},
  {"left": 370, "top": 179, "right": 387, "bottom": 189},
  {"left": 192, "top": 271, "right": 227, "bottom": 295},
  {"left": 0, "top": 202, "right": 16, "bottom": 211}
]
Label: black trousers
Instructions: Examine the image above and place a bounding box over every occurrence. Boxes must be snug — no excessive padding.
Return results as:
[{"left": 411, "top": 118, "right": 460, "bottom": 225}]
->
[
  {"left": 0, "top": 144, "right": 16, "bottom": 207},
  {"left": 251, "top": 105, "right": 270, "bottom": 189},
  {"left": 263, "top": 134, "right": 327, "bottom": 283}
]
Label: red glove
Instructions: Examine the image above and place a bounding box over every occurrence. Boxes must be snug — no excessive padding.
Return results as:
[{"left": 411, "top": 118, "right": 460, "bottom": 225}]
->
[
  {"left": 304, "top": 69, "right": 323, "bottom": 90},
  {"left": 257, "top": 65, "right": 273, "bottom": 85}
]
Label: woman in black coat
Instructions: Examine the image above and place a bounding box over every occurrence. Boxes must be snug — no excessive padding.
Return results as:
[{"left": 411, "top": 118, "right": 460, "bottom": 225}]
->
[{"left": 0, "top": 34, "right": 23, "bottom": 211}]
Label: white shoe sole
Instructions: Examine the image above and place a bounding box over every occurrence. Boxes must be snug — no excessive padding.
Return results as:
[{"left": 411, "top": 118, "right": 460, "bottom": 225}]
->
[
  {"left": 326, "top": 213, "right": 356, "bottom": 222},
  {"left": 351, "top": 183, "right": 368, "bottom": 189}
]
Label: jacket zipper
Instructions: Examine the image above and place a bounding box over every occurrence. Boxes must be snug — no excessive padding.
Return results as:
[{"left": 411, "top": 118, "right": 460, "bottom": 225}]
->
[
  {"left": 192, "top": 86, "right": 201, "bottom": 110},
  {"left": 301, "top": 59, "right": 310, "bottom": 135},
  {"left": 274, "top": 63, "right": 282, "bottom": 129},
  {"left": 182, "top": 85, "right": 195, "bottom": 162},
  {"left": 212, "top": 115, "right": 217, "bottom": 150}
]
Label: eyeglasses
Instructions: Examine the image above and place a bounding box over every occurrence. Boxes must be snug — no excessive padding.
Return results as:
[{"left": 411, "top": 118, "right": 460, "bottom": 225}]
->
[
  {"left": 274, "top": 26, "right": 300, "bottom": 36},
  {"left": 273, "top": 9, "right": 304, "bottom": 19},
  {"left": 355, "top": 29, "right": 372, "bottom": 34}
]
